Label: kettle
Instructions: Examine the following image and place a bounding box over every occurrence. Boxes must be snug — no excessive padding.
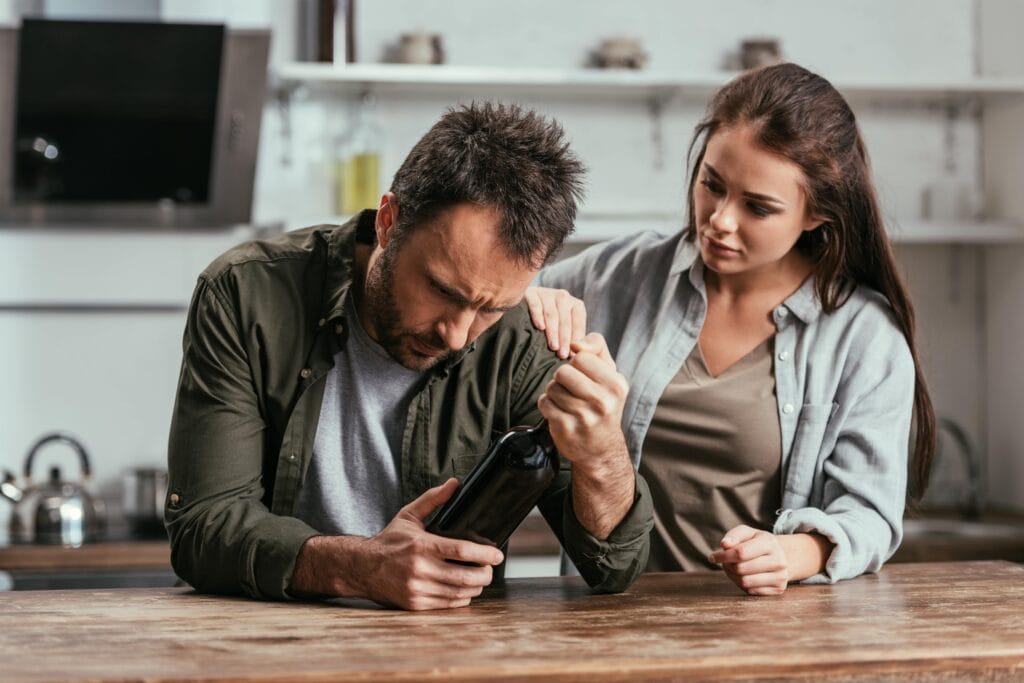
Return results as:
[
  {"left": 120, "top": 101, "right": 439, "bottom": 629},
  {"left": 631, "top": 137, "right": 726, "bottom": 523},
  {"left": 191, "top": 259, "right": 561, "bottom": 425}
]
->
[{"left": 1, "top": 432, "right": 106, "bottom": 546}]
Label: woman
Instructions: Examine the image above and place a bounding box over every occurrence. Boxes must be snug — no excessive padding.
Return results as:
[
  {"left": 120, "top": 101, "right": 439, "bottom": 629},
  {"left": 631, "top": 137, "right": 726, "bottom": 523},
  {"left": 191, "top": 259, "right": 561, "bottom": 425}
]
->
[{"left": 528, "top": 63, "right": 935, "bottom": 595}]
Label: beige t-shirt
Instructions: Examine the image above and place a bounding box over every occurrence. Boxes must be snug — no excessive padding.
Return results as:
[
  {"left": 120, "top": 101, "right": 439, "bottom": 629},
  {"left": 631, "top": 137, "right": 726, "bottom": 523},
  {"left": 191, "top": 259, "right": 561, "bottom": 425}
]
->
[{"left": 640, "top": 337, "right": 782, "bottom": 572}]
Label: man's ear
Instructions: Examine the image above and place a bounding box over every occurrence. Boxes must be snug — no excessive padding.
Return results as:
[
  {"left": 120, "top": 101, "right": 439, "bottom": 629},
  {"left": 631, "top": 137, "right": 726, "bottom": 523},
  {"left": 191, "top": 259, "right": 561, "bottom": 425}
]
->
[{"left": 375, "top": 192, "right": 398, "bottom": 248}]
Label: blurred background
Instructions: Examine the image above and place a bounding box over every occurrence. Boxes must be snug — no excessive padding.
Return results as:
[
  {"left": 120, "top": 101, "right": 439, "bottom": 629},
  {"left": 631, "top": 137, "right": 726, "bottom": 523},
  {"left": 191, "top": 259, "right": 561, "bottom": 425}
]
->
[{"left": 0, "top": 0, "right": 1022, "bottom": 587}]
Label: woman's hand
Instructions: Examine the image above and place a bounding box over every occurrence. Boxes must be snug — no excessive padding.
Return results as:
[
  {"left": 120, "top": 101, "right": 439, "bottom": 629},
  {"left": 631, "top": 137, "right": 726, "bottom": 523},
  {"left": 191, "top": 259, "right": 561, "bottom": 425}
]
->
[
  {"left": 708, "top": 525, "right": 791, "bottom": 596},
  {"left": 524, "top": 287, "right": 586, "bottom": 359}
]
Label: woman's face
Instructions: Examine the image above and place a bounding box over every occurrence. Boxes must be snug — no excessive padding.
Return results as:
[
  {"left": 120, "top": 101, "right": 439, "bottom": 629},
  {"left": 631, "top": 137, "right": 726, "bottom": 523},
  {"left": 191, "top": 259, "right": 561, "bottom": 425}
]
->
[{"left": 693, "top": 124, "right": 822, "bottom": 278}]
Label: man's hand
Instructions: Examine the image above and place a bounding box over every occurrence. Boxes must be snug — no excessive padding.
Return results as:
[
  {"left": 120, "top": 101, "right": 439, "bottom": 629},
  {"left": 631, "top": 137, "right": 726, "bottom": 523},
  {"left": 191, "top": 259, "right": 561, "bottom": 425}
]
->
[
  {"left": 538, "top": 333, "right": 634, "bottom": 539},
  {"left": 524, "top": 286, "right": 586, "bottom": 359},
  {"left": 289, "top": 478, "right": 505, "bottom": 610}
]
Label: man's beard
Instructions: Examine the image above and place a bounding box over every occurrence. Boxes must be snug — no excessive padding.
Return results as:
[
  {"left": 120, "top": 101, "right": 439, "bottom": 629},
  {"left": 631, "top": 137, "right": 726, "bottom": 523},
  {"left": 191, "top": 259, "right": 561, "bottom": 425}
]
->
[{"left": 363, "top": 244, "right": 454, "bottom": 370}]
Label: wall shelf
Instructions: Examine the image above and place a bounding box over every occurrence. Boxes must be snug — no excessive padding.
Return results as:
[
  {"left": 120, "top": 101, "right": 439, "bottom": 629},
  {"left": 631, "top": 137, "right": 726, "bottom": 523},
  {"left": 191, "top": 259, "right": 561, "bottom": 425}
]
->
[
  {"left": 890, "top": 219, "right": 1024, "bottom": 244},
  {"left": 286, "top": 212, "right": 1024, "bottom": 245},
  {"left": 274, "top": 63, "right": 1024, "bottom": 102}
]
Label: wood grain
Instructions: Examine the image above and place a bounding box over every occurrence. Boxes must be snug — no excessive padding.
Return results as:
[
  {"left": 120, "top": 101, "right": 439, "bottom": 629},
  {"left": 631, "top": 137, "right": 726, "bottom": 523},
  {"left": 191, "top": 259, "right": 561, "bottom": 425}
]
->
[
  {"left": 0, "top": 541, "right": 170, "bottom": 571},
  {"left": 2, "top": 561, "right": 1023, "bottom": 682}
]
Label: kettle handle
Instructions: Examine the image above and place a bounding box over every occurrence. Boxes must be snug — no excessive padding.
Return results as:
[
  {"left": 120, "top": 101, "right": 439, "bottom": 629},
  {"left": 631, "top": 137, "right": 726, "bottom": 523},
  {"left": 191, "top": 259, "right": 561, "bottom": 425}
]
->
[{"left": 24, "top": 432, "right": 92, "bottom": 481}]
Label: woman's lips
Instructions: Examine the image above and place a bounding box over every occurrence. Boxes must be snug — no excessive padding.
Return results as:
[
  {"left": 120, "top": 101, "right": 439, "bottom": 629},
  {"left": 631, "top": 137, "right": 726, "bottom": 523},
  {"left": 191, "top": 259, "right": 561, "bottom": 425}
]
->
[{"left": 703, "top": 234, "right": 741, "bottom": 256}]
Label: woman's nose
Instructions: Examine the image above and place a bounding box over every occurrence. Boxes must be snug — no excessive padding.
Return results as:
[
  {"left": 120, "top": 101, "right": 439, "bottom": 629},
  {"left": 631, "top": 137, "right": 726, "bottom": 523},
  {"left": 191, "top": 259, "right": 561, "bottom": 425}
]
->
[{"left": 709, "top": 202, "right": 739, "bottom": 234}]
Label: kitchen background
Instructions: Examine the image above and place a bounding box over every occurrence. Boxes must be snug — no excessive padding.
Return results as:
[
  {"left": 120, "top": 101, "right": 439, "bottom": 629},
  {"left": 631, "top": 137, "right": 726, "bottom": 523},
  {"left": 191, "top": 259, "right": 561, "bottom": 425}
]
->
[{"left": 0, "top": 0, "right": 1022, "bottom": 577}]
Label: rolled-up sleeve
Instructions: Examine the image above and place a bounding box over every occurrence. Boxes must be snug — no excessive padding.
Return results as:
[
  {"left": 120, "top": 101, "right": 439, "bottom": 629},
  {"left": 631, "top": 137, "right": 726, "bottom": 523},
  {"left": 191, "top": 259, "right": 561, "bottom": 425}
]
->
[{"left": 556, "top": 473, "right": 654, "bottom": 592}]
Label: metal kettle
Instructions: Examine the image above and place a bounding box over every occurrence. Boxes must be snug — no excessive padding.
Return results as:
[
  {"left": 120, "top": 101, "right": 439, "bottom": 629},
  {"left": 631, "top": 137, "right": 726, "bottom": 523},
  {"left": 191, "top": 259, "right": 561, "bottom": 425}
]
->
[{"left": 1, "top": 432, "right": 106, "bottom": 546}]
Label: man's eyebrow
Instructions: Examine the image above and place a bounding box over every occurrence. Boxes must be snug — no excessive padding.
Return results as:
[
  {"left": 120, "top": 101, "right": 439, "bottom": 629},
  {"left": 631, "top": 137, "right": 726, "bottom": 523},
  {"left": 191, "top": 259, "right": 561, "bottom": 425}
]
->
[{"left": 427, "top": 273, "right": 519, "bottom": 313}]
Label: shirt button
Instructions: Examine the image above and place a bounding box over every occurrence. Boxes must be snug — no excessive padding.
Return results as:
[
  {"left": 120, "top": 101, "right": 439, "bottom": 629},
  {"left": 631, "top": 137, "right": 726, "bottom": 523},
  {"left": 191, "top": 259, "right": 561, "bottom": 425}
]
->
[
  {"left": 169, "top": 493, "right": 180, "bottom": 505},
  {"left": 300, "top": 368, "right": 312, "bottom": 379},
  {"left": 335, "top": 323, "right": 344, "bottom": 335},
  {"left": 783, "top": 403, "right": 794, "bottom": 414},
  {"left": 775, "top": 307, "right": 788, "bottom": 319},
  {"left": 778, "top": 350, "right": 789, "bottom": 361},
  {"left": 289, "top": 454, "right": 297, "bottom": 461},
  {"left": 317, "top": 318, "right": 326, "bottom": 328}
]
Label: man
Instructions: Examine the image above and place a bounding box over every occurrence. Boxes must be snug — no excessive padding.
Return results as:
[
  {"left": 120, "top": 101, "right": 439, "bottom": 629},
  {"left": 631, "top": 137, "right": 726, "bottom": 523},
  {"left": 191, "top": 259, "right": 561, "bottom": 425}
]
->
[{"left": 166, "top": 102, "right": 653, "bottom": 610}]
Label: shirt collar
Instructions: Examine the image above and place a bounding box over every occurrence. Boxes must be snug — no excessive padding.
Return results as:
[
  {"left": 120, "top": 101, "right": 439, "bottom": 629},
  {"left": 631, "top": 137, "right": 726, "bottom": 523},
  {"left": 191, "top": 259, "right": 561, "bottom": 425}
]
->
[{"left": 320, "top": 210, "right": 376, "bottom": 323}]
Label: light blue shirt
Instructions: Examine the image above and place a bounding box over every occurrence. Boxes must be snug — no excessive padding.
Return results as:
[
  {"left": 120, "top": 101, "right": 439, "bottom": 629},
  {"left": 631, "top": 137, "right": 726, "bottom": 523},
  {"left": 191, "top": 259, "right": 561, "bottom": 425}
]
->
[{"left": 538, "top": 230, "right": 915, "bottom": 583}]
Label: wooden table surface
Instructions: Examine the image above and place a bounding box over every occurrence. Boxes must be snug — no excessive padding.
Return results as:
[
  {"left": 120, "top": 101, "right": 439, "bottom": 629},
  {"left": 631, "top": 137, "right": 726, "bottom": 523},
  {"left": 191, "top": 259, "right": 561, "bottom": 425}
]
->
[{"left": 2, "top": 561, "right": 1023, "bottom": 682}]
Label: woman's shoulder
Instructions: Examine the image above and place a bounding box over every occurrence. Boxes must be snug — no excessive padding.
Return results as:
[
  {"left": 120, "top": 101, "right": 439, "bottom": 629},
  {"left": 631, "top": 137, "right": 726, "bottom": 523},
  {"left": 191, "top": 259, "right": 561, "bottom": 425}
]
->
[
  {"left": 538, "top": 229, "right": 690, "bottom": 293},
  {"left": 834, "top": 285, "right": 904, "bottom": 337},
  {"left": 821, "top": 284, "right": 914, "bottom": 380}
]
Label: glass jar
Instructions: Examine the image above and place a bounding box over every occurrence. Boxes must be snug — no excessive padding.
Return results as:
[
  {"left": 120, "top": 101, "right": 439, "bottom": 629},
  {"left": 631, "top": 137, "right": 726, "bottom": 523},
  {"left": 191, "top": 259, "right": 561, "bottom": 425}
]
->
[{"left": 333, "top": 92, "right": 382, "bottom": 216}]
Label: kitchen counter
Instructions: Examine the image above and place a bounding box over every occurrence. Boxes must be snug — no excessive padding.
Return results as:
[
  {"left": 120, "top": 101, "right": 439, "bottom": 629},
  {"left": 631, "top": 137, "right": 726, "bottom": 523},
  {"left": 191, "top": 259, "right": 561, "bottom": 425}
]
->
[
  {"left": 0, "top": 541, "right": 169, "bottom": 571},
  {"left": 2, "top": 561, "right": 1023, "bottom": 682},
  {"left": 0, "top": 541, "right": 176, "bottom": 590}
]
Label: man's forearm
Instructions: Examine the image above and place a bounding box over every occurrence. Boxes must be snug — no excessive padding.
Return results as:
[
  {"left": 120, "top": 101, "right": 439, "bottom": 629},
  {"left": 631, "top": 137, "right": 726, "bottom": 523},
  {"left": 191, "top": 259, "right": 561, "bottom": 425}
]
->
[
  {"left": 569, "top": 450, "right": 636, "bottom": 540},
  {"left": 288, "top": 535, "right": 368, "bottom": 599}
]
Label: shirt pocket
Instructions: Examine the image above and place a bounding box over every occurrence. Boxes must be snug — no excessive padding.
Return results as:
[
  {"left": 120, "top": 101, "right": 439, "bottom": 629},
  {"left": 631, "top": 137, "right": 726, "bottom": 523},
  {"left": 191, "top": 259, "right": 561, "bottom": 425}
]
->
[{"left": 784, "top": 402, "right": 838, "bottom": 504}]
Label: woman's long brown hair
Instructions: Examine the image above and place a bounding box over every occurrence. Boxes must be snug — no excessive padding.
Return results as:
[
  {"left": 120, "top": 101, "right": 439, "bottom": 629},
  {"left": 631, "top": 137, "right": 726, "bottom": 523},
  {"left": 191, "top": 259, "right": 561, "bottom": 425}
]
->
[{"left": 683, "top": 63, "right": 936, "bottom": 500}]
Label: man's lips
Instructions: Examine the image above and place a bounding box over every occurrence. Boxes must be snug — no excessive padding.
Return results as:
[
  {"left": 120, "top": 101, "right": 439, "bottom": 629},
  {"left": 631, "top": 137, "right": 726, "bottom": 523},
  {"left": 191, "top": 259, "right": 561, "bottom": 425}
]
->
[{"left": 410, "top": 336, "right": 446, "bottom": 357}]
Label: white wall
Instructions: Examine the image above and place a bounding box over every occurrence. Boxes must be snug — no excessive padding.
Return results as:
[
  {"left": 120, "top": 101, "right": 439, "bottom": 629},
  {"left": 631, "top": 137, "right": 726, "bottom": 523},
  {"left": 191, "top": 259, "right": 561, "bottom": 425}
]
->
[{"left": 979, "top": 0, "right": 1024, "bottom": 511}]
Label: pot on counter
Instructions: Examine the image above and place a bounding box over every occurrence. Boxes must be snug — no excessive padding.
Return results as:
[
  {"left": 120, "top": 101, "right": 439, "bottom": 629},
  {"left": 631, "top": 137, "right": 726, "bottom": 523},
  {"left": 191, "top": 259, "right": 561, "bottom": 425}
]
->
[
  {"left": 0, "top": 432, "right": 107, "bottom": 546},
  {"left": 122, "top": 467, "right": 168, "bottom": 538}
]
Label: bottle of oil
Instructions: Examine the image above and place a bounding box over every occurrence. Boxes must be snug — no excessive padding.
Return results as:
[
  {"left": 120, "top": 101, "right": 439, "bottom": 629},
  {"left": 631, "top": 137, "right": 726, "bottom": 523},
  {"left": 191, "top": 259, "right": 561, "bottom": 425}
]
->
[
  {"left": 426, "top": 421, "right": 559, "bottom": 549},
  {"left": 333, "top": 92, "right": 381, "bottom": 216}
]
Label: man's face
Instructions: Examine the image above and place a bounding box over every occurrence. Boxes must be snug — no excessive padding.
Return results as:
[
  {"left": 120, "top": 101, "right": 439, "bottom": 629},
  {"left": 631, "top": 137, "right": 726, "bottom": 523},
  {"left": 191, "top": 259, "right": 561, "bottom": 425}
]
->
[{"left": 363, "top": 202, "right": 540, "bottom": 370}]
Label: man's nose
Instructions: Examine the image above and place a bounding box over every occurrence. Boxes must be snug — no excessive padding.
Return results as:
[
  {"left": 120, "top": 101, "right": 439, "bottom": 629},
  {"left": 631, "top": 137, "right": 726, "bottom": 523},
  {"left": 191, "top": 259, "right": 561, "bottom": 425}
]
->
[{"left": 436, "top": 308, "right": 475, "bottom": 352}]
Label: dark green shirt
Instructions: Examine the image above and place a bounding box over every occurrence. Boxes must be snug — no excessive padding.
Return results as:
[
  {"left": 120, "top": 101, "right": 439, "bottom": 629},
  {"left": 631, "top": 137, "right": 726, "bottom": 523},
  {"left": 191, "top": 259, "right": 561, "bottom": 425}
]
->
[{"left": 166, "top": 211, "right": 653, "bottom": 600}]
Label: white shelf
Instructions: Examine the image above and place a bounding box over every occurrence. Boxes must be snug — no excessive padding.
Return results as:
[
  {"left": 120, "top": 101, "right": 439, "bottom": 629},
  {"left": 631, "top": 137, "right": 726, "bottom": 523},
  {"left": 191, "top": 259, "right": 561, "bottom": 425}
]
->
[
  {"left": 281, "top": 213, "right": 1024, "bottom": 244},
  {"left": 889, "top": 219, "right": 1024, "bottom": 244},
  {"left": 570, "top": 214, "right": 1024, "bottom": 244},
  {"left": 274, "top": 63, "right": 1024, "bottom": 101}
]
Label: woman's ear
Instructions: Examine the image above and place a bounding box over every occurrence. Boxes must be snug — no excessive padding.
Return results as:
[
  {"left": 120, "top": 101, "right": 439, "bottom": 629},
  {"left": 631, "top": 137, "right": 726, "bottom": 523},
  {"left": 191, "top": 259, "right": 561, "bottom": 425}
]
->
[
  {"left": 803, "top": 214, "right": 829, "bottom": 233},
  {"left": 375, "top": 192, "right": 398, "bottom": 248}
]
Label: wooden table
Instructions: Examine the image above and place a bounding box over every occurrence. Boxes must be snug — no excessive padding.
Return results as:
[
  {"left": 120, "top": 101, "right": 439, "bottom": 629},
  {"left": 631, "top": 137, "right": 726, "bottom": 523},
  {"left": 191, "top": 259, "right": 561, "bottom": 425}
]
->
[{"left": 2, "top": 561, "right": 1023, "bottom": 682}]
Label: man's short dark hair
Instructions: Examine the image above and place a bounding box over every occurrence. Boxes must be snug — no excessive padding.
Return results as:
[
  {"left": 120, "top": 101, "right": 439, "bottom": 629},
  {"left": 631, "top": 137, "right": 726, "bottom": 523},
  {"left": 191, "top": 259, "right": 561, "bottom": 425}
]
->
[{"left": 389, "top": 102, "right": 585, "bottom": 267}]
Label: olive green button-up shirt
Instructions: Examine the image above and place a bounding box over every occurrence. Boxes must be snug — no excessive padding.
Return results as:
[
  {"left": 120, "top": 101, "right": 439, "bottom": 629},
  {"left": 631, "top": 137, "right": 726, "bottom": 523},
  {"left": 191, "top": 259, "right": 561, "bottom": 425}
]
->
[{"left": 166, "top": 211, "right": 653, "bottom": 600}]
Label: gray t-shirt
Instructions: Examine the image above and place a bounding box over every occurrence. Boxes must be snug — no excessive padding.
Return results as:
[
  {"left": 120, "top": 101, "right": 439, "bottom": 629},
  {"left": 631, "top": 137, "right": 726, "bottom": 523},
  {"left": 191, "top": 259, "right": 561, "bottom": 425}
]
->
[{"left": 294, "top": 296, "right": 424, "bottom": 537}]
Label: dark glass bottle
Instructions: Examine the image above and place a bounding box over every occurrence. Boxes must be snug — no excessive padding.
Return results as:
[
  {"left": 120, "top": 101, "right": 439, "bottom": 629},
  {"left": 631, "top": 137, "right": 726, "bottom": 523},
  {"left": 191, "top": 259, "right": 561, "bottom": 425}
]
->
[{"left": 426, "top": 421, "right": 559, "bottom": 549}]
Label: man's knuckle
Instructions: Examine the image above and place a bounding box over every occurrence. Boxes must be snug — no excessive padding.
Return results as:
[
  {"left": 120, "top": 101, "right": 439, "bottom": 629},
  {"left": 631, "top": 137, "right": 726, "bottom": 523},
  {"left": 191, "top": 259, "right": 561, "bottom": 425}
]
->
[{"left": 410, "top": 557, "right": 430, "bottom": 576}]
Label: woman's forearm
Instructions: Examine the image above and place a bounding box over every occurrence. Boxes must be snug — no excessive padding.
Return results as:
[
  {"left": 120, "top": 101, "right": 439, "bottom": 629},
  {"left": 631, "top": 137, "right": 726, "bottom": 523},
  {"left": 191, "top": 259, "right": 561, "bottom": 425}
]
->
[{"left": 778, "top": 533, "right": 834, "bottom": 582}]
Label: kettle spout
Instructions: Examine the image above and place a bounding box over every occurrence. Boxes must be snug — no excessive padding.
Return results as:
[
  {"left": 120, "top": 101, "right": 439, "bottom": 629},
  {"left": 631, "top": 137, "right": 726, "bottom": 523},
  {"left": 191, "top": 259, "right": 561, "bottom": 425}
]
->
[{"left": 1, "top": 470, "right": 23, "bottom": 503}]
